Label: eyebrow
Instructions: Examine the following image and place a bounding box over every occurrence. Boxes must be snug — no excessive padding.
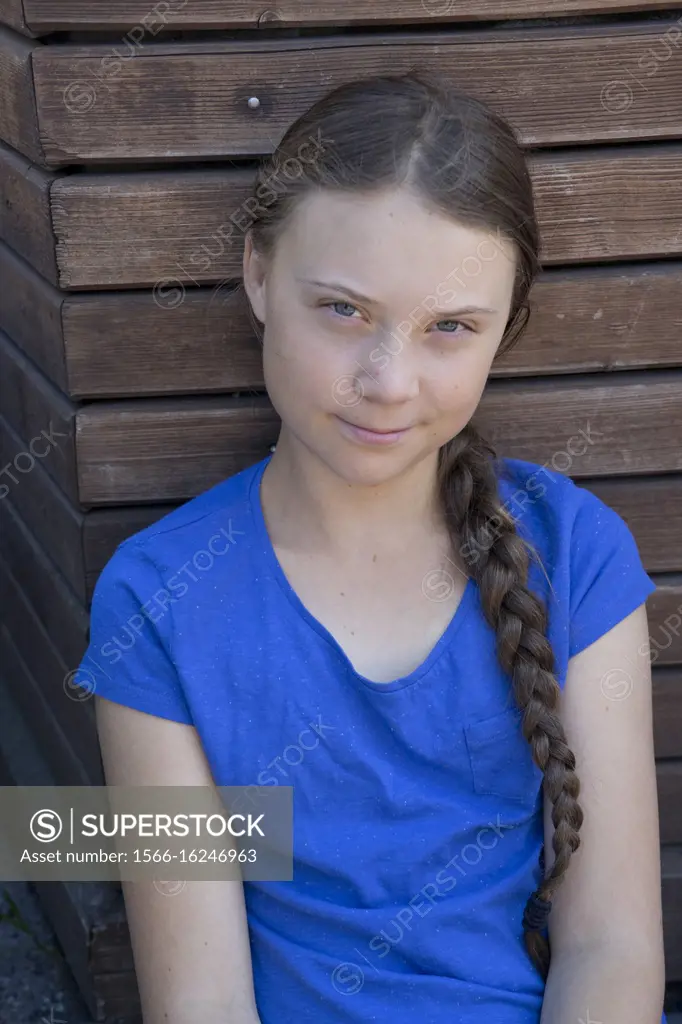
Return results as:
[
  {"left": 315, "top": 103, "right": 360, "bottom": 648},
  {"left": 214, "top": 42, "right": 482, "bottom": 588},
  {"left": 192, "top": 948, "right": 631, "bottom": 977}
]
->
[{"left": 296, "top": 278, "right": 499, "bottom": 317}]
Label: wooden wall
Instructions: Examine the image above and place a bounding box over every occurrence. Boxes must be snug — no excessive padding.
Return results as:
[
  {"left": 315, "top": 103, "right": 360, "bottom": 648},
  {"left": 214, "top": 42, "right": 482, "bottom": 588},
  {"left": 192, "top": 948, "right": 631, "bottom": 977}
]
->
[{"left": 1, "top": 0, "right": 682, "bottom": 1019}]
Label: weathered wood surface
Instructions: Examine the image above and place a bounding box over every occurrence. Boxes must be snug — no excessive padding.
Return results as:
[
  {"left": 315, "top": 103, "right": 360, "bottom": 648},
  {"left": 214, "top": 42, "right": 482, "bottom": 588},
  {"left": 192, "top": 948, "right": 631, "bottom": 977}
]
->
[
  {"left": 17, "top": 0, "right": 682, "bottom": 31},
  {"left": 659, "top": 763, "right": 682, "bottom": 845},
  {"left": 0, "top": 331, "right": 78, "bottom": 503},
  {"left": 0, "top": 493, "right": 89, "bottom": 670},
  {"left": 5, "top": 243, "right": 682, "bottom": 399},
  {"left": 0, "top": 242, "right": 68, "bottom": 392},
  {"left": 0, "top": 0, "right": 35, "bottom": 35},
  {"left": 42, "top": 148, "right": 682, "bottom": 290},
  {"left": 75, "top": 395, "right": 279, "bottom": 505},
  {"left": 647, "top": 580, "right": 682, "bottom": 669},
  {"left": 1, "top": 412, "right": 92, "bottom": 602},
  {"left": 662, "top": 845, "right": 682, "bottom": 981},
  {"left": 30, "top": 23, "right": 682, "bottom": 165},
  {"left": 0, "top": 674, "right": 141, "bottom": 1020},
  {"left": 587, "top": 475, "right": 682, "bottom": 575},
  {"left": 654, "top": 669, "right": 682, "bottom": 759},
  {"left": 0, "top": 140, "right": 57, "bottom": 283},
  {"left": 0, "top": 23, "right": 43, "bottom": 161},
  {"left": 0, "top": 413, "right": 166, "bottom": 602},
  {"left": 0, "top": 557, "right": 101, "bottom": 785},
  {"left": 475, "top": 371, "right": 682, "bottom": 478},
  {"left": 0, "top": 624, "right": 93, "bottom": 787}
]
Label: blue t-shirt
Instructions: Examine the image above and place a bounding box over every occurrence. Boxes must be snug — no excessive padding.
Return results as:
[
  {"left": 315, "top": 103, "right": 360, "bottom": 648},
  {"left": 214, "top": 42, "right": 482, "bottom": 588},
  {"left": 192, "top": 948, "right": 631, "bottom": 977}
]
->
[{"left": 78, "top": 454, "right": 662, "bottom": 1023}]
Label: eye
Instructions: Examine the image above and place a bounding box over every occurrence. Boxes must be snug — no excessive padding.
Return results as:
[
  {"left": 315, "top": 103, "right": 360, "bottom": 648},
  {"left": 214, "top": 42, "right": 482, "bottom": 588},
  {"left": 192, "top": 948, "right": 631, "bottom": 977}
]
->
[
  {"left": 433, "top": 319, "right": 469, "bottom": 335},
  {"left": 324, "top": 300, "right": 361, "bottom": 319}
]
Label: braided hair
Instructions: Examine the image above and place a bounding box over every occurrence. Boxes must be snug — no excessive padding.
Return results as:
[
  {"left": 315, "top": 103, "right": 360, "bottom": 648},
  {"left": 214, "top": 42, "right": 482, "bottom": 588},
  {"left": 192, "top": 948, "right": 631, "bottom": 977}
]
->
[{"left": 438, "top": 423, "right": 583, "bottom": 976}]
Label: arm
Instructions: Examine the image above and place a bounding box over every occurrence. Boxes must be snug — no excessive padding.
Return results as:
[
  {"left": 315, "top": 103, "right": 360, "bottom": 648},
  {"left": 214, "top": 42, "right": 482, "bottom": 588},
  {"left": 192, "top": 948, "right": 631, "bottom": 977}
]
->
[
  {"left": 539, "top": 604, "right": 665, "bottom": 1024},
  {"left": 95, "top": 696, "right": 262, "bottom": 1024}
]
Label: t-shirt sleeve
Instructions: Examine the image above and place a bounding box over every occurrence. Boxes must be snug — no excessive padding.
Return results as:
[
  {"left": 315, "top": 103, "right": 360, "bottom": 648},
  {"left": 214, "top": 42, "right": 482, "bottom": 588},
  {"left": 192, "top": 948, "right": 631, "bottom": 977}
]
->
[
  {"left": 74, "top": 539, "right": 193, "bottom": 723},
  {"left": 568, "top": 485, "right": 657, "bottom": 659}
]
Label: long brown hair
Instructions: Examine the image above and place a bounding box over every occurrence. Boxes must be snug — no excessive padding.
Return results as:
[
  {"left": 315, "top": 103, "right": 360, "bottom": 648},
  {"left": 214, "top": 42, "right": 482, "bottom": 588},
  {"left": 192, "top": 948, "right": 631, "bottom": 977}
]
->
[{"left": 244, "top": 69, "right": 583, "bottom": 980}]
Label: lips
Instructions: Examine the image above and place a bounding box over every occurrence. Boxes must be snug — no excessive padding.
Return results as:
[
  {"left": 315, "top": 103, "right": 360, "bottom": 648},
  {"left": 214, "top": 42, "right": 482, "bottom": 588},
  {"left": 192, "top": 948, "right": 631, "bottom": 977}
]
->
[
  {"left": 335, "top": 416, "right": 415, "bottom": 447},
  {"left": 340, "top": 419, "right": 411, "bottom": 434}
]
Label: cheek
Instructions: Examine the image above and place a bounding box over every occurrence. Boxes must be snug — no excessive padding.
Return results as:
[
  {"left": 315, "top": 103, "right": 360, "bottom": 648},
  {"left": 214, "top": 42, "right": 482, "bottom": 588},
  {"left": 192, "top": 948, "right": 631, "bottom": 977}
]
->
[
  {"left": 428, "top": 347, "right": 493, "bottom": 410},
  {"left": 262, "top": 317, "right": 346, "bottom": 411}
]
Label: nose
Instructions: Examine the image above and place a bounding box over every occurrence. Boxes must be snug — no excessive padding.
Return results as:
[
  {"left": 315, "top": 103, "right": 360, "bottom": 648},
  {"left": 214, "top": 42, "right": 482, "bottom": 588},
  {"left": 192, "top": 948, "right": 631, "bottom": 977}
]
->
[{"left": 354, "top": 328, "right": 420, "bottom": 404}]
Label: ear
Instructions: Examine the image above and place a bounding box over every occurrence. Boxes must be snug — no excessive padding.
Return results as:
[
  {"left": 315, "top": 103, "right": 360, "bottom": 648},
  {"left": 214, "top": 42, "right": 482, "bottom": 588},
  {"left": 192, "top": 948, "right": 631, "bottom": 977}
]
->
[{"left": 242, "top": 230, "right": 267, "bottom": 324}]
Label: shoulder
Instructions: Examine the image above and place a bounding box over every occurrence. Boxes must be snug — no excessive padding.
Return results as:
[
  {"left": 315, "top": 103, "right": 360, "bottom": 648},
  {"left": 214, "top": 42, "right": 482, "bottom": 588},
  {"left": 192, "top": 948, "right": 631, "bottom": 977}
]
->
[
  {"left": 108, "top": 456, "right": 266, "bottom": 571},
  {"left": 496, "top": 457, "right": 656, "bottom": 661},
  {"left": 495, "top": 455, "right": 634, "bottom": 550},
  {"left": 91, "top": 457, "right": 267, "bottom": 611}
]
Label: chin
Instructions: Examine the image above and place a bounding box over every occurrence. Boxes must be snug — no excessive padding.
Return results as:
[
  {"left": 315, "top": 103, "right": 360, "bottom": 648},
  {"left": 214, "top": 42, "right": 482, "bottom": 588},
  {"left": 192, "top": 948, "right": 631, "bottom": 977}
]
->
[{"left": 317, "top": 442, "right": 419, "bottom": 487}]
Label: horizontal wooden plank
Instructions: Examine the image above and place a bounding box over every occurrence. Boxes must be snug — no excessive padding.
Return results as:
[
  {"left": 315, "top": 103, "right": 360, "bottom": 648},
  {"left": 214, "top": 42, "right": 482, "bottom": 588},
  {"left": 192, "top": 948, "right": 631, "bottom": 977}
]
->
[
  {"left": 586, "top": 476, "right": 682, "bottom": 575},
  {"left": 654, "top": 669, "right": 682, "bottom": 760},
  {"left": 0, "top": 139, "right": 58, "bottom": 283},
  {"left": 531, "top": 146, "right": 682, "bottom": 264},
  {"left": 4, "top": 254, "right": 681, "bottom": 399},
  {"left": 663, "top": 845, "right": 682, "bottom": 981},
  {"left": 52, "top": 166, "right": 253, "bottom": 289},
  {"left": 49, "top": 148, "right": 682, "bottom": 290},
  {"left": 77, "top": 395, "right": 278, "bottom": 505},
  {"left": 477, "top": 371, "right": 682, "bottom": 477},
  {"left": 20, "top": 0, "right": 682, "bottom": 31},
  {"left": 510, "top": 262, "right": 682, "bottom": 378},
  {"left": 659, "top": 762, "right": 682, "bottom": 845},
  {"left": 62, "top": 280, "right": 260, "bottom": 399},
  {"left": 31, "top": 23, "right": 682, "bottom": 165},
  {"left": 647, "top": 581, "right": 682, "bottom": 669}
]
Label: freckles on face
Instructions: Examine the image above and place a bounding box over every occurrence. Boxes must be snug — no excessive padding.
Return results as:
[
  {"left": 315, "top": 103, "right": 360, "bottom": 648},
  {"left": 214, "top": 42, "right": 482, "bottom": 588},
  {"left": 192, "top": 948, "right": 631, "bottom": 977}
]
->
[{"left": 259, "top": 186, "right": 518, "bottom": 472}]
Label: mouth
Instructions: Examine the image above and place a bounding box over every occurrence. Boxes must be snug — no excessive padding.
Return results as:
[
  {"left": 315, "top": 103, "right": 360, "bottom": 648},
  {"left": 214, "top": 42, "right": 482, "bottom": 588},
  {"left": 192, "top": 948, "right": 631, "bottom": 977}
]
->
[{"left": 335, "top": 416, "right": 414, "bottom": 445}]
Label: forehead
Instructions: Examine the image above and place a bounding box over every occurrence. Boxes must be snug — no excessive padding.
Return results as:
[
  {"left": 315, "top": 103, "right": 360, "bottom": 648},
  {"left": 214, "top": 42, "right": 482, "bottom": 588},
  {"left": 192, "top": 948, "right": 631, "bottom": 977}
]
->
[{"left": 275, "top": 186, "right": 517, "bottom": 305}]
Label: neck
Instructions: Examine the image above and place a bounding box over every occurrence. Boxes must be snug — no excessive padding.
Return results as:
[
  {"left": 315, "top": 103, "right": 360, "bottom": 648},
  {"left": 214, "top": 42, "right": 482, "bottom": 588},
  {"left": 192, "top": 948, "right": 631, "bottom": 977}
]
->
[{"left": 259, "top": 428, "right": 446, "bottom": 560}]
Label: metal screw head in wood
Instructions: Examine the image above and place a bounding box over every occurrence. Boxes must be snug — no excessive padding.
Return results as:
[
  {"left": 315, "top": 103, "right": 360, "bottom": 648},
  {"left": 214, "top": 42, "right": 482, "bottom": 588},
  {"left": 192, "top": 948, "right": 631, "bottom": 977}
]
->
[
  {"left": 258, "top": 10, "right": 283, "bottom": 24},
  {"left": 247, "top": 97, "right": 261, "bottom": 110}
]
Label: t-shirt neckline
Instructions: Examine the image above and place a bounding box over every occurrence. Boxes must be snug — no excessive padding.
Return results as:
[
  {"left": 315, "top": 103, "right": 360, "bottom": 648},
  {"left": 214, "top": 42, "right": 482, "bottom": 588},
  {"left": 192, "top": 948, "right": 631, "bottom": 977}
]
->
[{"left": 248, "top": 454, "right": 476, "bottom": 694}]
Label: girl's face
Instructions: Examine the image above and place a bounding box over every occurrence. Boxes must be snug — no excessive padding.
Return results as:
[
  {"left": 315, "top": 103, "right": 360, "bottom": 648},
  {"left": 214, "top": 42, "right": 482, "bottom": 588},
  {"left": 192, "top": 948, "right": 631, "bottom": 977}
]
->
[{"left": 243, "top": 185, "right": 518, "bottom": 485}]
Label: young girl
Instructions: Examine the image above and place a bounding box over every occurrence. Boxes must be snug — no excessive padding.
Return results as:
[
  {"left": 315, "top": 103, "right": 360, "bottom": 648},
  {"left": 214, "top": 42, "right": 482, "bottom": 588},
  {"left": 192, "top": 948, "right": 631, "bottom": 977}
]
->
[{"left": 82, "top": 71, "right": 666, "bottom": 1023}]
